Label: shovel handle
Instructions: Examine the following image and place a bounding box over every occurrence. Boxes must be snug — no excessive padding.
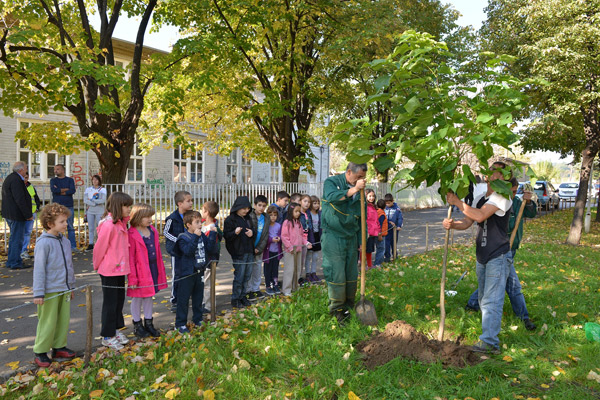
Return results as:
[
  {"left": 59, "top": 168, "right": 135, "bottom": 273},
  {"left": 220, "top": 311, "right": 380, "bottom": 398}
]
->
[
  {"left": 509, "top": 198, "right": 527, "bottom": 249},
  {"left": 438, "top": 205, "right": 453, "bottom": 342},
  {"left": 360, "top": 189, "right": 367, "bottom": 297}
]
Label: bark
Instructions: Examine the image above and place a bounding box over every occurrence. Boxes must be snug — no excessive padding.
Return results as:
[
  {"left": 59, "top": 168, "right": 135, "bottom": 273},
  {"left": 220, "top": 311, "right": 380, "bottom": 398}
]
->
[
  {"left": 596, "top": 185, "right": 600, "bottom": 222},
  {"left": 281, "top": 165, "right": 300, "bottom": 183}
]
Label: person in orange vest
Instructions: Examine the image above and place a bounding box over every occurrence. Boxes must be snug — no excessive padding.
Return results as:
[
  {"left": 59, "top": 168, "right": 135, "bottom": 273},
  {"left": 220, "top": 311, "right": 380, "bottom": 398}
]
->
[{"left": 374, "top": 199, "right": 388, "bottom": 268}]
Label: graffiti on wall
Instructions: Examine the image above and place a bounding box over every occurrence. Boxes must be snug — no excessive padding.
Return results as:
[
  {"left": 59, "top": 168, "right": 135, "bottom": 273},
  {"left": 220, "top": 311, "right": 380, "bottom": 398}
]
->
[{"left": 70, "top": 160, "right": 102, "bottom": 187}]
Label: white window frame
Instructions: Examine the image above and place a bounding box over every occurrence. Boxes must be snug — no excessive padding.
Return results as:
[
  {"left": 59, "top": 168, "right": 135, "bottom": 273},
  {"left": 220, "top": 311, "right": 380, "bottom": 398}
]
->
[
  {"left": 17, "top": 119, "right": 70, "bottom": 181},
  {"left": 270, "top": 160, "right": 281, "bottom": 183},
  {"left": 126, "top": 141, "right": 145, "bottom": 183},
  {"left": 173, "top": 146, "right": 204, "bottom": 183},
  {"left": 226, "top": 149, "right": 239, "bottom": 183},
  {"left": 241, "top": 151, "right": 252, "bottom": 183}
]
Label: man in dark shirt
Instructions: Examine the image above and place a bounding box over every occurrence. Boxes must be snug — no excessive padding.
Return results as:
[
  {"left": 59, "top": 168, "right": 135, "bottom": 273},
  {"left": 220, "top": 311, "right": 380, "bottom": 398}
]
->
[
  {"left": 50, "top": 164, "right": 77, "bottom": 250},
  {"left": 443, "top": 161, "right": 513, "bottom": 354}
]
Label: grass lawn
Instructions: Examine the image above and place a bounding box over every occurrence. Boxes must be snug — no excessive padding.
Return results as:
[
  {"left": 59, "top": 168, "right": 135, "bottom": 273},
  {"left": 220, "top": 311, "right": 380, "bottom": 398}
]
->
[{"left": 2, "top": 209, "right": 599, "bottom": 399}]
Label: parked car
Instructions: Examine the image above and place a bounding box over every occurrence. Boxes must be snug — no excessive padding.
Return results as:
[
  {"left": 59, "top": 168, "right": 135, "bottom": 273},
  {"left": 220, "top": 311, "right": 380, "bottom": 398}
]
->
[
  {"left": 532, "top": 180, "right": 559, "bottom": 209},
  {"left": 516, "top": 182, "right": 539, "bottom": 204},
  {"left": 558, "top": 182, "right": 579, "bottom": 199}
]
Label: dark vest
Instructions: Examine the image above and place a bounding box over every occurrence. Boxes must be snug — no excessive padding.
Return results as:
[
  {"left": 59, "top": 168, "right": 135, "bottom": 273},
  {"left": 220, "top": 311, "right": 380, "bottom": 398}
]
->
[{"left": 475, "top": 195, "right": 511, "bottom": 264}]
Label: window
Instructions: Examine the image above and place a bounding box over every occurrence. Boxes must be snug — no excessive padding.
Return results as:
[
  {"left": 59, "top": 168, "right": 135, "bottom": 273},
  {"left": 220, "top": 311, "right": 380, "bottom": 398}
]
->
[
  {"left": 270, "top": 161, "right": 280, "bottom": 183},
  {"left": 127, "top": 142, "right": 144, "bottom": 182},
  {"left": 226, "top": 150, "right": 238, "bottom": 183},
  {"left": 173, "top": 146, "right": 203, "bottom": 183},
  {"left": 241, "top": 152, "right": 252, "bottom": 183},
  {"left": 17, "top": 121, "right": 67, "bottom": 180}
]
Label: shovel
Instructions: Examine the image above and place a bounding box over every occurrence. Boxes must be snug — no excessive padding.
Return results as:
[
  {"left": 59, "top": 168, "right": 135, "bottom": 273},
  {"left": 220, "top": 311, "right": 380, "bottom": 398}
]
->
[
  {"left": 355, "top": 189, "right": 378, "bottom": 326},
  {"left": 438, "top": 205, "right": 453, "bottom": 341},
  {"left": 445, "top": 270, "right": 468, "bottom": 297},
  {"left": 509, "top": 198, "right": 527, "bottom": 249}
]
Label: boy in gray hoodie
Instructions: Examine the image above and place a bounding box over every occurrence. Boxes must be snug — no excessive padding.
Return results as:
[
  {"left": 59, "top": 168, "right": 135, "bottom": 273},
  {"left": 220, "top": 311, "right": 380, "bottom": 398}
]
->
[{"left": 32, "top": 203, "right": 76, "bottom": 367}]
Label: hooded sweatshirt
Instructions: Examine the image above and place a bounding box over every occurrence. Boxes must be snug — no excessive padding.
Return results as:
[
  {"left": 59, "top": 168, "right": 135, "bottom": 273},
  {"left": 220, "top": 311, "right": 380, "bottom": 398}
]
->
[
  {"left": 33, "top": 232, "right": 75, "bottom": 298},
  {"left": 223, "top": 196, "right": 255, "bottom": 258}
]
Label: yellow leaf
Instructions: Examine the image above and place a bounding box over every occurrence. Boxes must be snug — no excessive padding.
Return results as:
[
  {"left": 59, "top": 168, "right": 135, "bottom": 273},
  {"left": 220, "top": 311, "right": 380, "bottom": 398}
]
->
[
  {"left": 348, "top": 391, "right": 362, "bottom": 400},
  {"left": 69, "top": 330, "right": 76, "bottom": 334},
  {"left": 6, "top": 361, "right": 19, "bottom": 370},
  {"left": 567, "top": 312, "right": 578, "bottom": 317},
  {"left": 220, "top": 333, "right": 229, "bottom": 340},
  {"left": 8, "top": 346, "right": 18, "bottom": 351},
  {"left": 165, "top": 388, "right": 180, "bottom": 399},
  {"left": 203, "top": 389, "right": 215, "bottom": 400},
  {"left": 114, "top": 151, "right": 120, "bottom": 158},
  {"left": 503, "top": 355, "right": 513, "bottom": 362},
  {"left": 540, "top": 384, "right": 550, "bottom": 388},
  {"left": 89, "top": 390, "right": 104, "bottom": 398},
  {"left": 164, "top": 353, "right": 170, "bottom": 363},
  {"left": 405, "top": 304, "right": 413, "bottom": 312}
]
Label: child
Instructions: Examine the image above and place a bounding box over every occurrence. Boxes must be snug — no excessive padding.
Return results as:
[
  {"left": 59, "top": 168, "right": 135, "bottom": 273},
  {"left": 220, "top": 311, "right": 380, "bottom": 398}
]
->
[
  {"left": 263, "top": 205, "right": 282, "bottom": 295},
  {"left": 127, "top": 203, "right": 167, "bottom": 338},
  {"left": 93, "top": 192, "right": 133, "bottom": 350},
  {"left": 201, "top": 201, "right": 223, "bottom": 315},
  {"left": 289, "top": 193, "right": 302, "bottom": 205},
  {"left": 248, "top": 195, "right": 269, "bottom": 301},
  {"left": 374, "top": 199, "right": 388, "bottom": 268},
  {"left": 32, "top": 203, "right": 76, "bottom": 367},
  {"left": 174, "top": 210, "right": 216, "bottom": 333},
  {"left": 164, "top": 191, "right": 194, "bottom": 312},
  {"left": 271, "top": 191, "right": 290, "bottom": 224},
  {"left": 298, "top": 194, "right": 313, "bottom": 284},
  {"left": 364, "top": 189, "right": 380, "bottom": 269},
  {"left": 281, "top": 203, "right": 312, "bottom": 296},
  {"left": 305, "top": 195, "right": 322, "bottom": 283},
  {"left": 384, "top": 193, "right": 403, "bottom": 262},
  {"left": 223, "top": 196, "right": 255, "bottom": 308}
]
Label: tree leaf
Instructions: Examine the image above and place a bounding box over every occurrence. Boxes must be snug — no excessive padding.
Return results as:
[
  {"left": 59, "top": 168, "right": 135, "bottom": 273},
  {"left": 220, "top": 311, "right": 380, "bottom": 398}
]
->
[{"left": 404, "top": 96, "right": 420, "bottom": 114}]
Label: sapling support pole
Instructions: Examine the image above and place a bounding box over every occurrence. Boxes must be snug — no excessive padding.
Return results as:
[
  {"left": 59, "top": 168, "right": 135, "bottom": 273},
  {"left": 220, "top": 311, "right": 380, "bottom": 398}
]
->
[
  {"left": 438, "top": 205, "right": 453, "bottom": 342},
  {"left": 210, "top": 261, "right": 217, "bottom": 323},
  {"left": 85, "top": 285, "right": 93, "bottom": 366},
  {"left": 510, "top": 200, "right": 527, "bottom": 249}
]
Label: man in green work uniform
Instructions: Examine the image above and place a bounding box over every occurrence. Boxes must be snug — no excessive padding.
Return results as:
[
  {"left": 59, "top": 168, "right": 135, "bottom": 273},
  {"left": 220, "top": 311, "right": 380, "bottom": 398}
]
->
[{"left": 321, "top": 162, "right": 367, "bottom": 325}]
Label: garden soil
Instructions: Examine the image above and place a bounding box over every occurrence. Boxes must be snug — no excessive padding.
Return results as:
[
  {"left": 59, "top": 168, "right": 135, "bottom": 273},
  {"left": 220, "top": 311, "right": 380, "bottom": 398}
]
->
[{"left": 356, "top": 320, "right": 482, "bottom": 369}]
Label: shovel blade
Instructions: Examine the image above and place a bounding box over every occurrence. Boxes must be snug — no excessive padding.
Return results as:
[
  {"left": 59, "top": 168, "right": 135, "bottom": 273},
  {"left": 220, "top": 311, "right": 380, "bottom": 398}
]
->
[{"left": 355, "top": 299, "right": 378, "bottom": 326}]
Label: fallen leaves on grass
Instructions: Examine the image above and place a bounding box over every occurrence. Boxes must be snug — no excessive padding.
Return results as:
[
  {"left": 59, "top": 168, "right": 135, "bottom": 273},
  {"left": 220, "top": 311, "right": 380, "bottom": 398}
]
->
[{"left": 587, "top": 370, "right": 600, "bottom": 384}]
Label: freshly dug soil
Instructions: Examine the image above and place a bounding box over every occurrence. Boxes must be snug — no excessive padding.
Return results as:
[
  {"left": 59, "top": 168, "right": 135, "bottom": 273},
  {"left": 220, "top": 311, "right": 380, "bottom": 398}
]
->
[{"left": 356, "top": 320, "right": 483, "bottom": 369}]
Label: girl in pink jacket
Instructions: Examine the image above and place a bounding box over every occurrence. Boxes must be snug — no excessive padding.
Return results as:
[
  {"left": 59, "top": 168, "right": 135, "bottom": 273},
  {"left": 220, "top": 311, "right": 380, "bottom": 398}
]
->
[
  {"left": 127, "top": 203, "right": 167, "bottom": 339},
  {"left": 365, "top": 189, "right": 381, "bottom": 270},
  {"left": 281, "top": 203, "right": 312, "bottom": 296},
  {"left": 93, "top": 192, "right": 133, "bottom": 350}
]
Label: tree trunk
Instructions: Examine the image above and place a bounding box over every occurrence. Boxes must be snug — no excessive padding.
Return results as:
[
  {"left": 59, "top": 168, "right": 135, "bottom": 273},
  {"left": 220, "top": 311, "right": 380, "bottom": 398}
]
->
[
  {"left": 566, "top": 149, "right": 595, "bottom": 245},
  {"left": 282, "top": 166, "right": 300, "bottom": 183},
  {"left": 596, "top": 186, "right": 600, "bottom": 222}
]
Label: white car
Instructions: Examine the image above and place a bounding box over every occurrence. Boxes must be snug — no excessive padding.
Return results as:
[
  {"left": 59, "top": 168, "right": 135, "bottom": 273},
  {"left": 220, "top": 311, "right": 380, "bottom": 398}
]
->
[{"left": 558, "top": 182, "right": 579, "bottom": 199}]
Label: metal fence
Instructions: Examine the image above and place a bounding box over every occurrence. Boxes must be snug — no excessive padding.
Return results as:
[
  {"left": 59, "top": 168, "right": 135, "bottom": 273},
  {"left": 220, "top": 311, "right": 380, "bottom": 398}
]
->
[{"left": 1, "top": 181, "right": 445, "bottom": 252}]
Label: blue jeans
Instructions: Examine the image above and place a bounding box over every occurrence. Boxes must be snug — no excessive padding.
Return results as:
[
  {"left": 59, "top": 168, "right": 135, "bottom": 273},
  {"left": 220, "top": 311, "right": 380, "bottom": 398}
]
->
[
  {"left": 231, "top": 253, "right": 253, "bottom": 301},
  {"left": 476, "top": 251, "right": 510, "bottom": 348},
  {"left": 374, "top": 237, "right": 385, "bottom": 266},
  {"left": 176, "top": 272, "right": 204, "bottom": 327},
  {"left": 384, "top": 230, "right": 398, "bottom": 260},
  {"left": 67, "top": 207, "right": 76, "bottom": 249},
  {"left": 21, "top": 214, "right": 35, "bottom": 253},
  {"left": 5, "top": 219, "right": 26, "bottom": 268},
  {"left": 467, "top": 250, "right": 529, "bottom": 320}
]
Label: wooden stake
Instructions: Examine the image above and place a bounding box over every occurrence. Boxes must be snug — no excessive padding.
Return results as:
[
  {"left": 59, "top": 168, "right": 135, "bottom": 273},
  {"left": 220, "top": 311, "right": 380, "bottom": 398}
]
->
[
  {"left": 210, "top": 261, "right": 217, "bottom": 323},
  {"left": 438, "top": 206, "right": 453, "bottom": 342},
  {"left": 85, "top": 285, "right": 93, "bottom": 366},
  {"left": 425, "top": 223, "right": 429, "bottom": 252}
]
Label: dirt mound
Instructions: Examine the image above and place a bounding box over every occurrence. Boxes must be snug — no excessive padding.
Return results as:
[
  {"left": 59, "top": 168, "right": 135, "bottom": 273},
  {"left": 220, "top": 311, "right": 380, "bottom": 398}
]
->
[{"left": 356, "top": 320, "right": 482, "bottom": 369}]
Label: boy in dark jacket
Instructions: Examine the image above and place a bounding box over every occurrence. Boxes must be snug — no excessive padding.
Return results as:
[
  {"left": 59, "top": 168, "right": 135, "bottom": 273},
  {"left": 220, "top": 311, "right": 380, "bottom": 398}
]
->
[
  {"left": 223, "top": 196, "right": 255, "bottom": 308},
  {"left": 164, "top": 191, "right": 193, "bottom": 310},
  {"left": 247, "top": 195, "right": 269, "bottom": 301},
  {"left": 383, "top": 193, "right": 403, "bottom": 262},
  {"left": 174, "top": 210, "right": 215, "bottom": 333}
]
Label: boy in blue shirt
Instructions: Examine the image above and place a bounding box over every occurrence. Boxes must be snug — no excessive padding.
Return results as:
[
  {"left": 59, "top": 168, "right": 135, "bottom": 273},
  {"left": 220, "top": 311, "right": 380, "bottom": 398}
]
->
[{"left": 384, "top": 193, "right": 403, "bottom": 262}]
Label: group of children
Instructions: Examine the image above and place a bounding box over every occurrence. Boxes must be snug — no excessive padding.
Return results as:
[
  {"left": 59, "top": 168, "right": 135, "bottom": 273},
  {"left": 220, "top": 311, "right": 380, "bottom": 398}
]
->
[{"left": 31, "top": 188, "right": 403, "bottom": 365}]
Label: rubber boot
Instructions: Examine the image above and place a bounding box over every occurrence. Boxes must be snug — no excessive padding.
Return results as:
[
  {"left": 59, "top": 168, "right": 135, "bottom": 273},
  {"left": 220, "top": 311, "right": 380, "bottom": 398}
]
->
[
  {"left": 144, "top": 318, "right": 161, "bottom": 337},
  {"left": 133, "top": 320, "right": 150, "bottom": 338}
]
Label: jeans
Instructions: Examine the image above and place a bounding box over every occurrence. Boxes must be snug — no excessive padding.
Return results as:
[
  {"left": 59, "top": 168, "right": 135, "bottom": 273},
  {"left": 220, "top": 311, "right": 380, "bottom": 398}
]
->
[
  {"left": 374, "top": 237, "right": 385, "bottom": 266},
  {"left": 466, "top": 250, "right": 529, "bottom": 320},
  {"left": 231, "top": 253, "right": 253, "bottom": 301},
  {"left": 305, "top": 250, "right": 319, "bottom": 274},
  {"left": 476, "top": 251, "right": 510, "bottom": 348},
  {"left": 264, "top": 252, "right": 280, "bottom": 288},
  {"left": 22, "top": 214, "right": 35, "bottom": 254},
  {"left": 247, "top": 254, "right": 263, "bottom": 293},
  {"left": 176, "top": 272, "right": 204, "bottom": 327},
  {"left": 67, "top": 207, "right": 76, "bottom": 249},
  {"left": 87, "top": 212, "right": 103, "bottom": 245},
  {"left": 5, "top": 219, "right": 26, "bottom": 268}
]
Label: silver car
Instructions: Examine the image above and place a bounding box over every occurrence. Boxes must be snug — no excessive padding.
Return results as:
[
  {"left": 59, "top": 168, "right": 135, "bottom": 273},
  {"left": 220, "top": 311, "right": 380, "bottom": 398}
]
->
[{"left": 558, "top": 182, "right": 579, "bottom": 199}]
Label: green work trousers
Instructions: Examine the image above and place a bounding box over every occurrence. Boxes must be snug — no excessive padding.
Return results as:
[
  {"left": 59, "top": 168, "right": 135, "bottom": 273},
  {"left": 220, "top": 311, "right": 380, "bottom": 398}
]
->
[
  {"left": 321, "top": 231, "right": 358, "bottom": 312},
  {"left": 33, "top": 291, "right": 71, "bottom": 354}
]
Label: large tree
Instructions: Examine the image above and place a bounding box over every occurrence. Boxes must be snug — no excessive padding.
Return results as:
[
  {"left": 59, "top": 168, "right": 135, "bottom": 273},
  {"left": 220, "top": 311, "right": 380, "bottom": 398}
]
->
[
  {"left": 482, "top": 0, "right": 600, "bottom": 245},
  {"left": 0, "top": 0, "right": 184, "bottom": 183}
]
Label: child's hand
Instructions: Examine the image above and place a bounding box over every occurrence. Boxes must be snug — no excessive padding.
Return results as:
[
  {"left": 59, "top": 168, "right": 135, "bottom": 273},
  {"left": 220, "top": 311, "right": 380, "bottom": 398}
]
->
[
  {"left": 211, "top": 226, "right": 218, "bottom": 232},
  {"left": 235, "top": 227, "right": 243, "bottom": 235},
  {"left": 71, "top": 292, "right": 74, "bottom": 300},
  {"left": 34, "top": 297, "right": 44, "bottom": 305},
  {"left": 273, "top": 236, "right": 280, "bottom": 243},
  {"left": 194, "top": 228, "right": 203, "bottom": 236},
  {"left": 245, "top": 229, "right": 253, "bottom": 237},
  {"left": 255, "top": 249, "right": 260, "bottom": 254},
  {"left": 307, "top": 243, "right": 312, "bottom": 250},
  {"left": 397, "top": 227, "right": 402, "bottom": 231}
]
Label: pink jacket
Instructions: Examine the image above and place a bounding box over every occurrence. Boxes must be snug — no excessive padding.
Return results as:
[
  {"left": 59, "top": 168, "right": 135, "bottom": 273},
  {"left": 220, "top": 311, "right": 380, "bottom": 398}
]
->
[
  {"left": 93, "top": 214, "right": 130, "bottom": 276},
  {"left": 366, "top": 203, "right": 380, "bottom": 237},
  {"left": 127, "top": 226, "right": 168, "bottom": 298},
  {"left": 281, "top": 219, "right": 307, "bottom": 253}
]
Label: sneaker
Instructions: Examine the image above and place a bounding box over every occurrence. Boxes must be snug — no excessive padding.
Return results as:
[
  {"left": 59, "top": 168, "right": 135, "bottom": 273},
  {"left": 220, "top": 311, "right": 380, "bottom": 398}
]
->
[
  {"left": 20, "top": 251, "right": 30, "bottom": 260},
  {"left": 523, "top": 318, "right": 537, "bottom": 331},
  {"left": 240, "top": 297, "right": 252, "bottom": 307},
  {"left": 331, "top": 308, "right": 351, "bottom": 326},
  {"left": 231, "top": 299, "right": 242, "bottom": 308},
  {"left": 115, "top": 331, "right": 129, "bottom": 345},
  {"left": 245, "top": 292, "right": 259, "bottom": 302},
  {"left": 85, "top": 244, "right": 94, "bottom": 251},
  {"left": 265, "top": 287, "right": 276, "bottom": 296},
  {"left": 177, "top": 326, "right": 190, "bottom": 334},
  {"left": 51, "top": 347, "right": 76, "bottom": 359},
  {"left": 298, "top": 277, "right": 306, "bottom": 286},
  {"left": 102, "top": 337, "right": 124, "bottom": 350},
  {"left": 201, "top": 307, "right": 211, "bottom": 314},
  {"left": 471, "top": 340, "right": 501, "bottom": 355},
  {"left": 34, "top": 352, "right": 52, "bottom": 368},
  {"left": 274, "top": 285, "right": 282, "bottom": 295},
  {"left": 311, "top": 273, "right": 321, "bottom": 283},
  {"left": 464, "top": 304, "right": 479, "bottom": 312},
  {"left": 254, "top": 291, "right": 265, "bottom": 299}
]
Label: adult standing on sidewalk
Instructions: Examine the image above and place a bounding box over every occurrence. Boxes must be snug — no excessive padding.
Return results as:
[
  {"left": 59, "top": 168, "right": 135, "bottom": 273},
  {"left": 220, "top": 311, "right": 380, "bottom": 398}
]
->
[
  {"left": 21, "top": 172, "right": 41, "bottom": 260},
  {"left": 321, "top": 162, "right": 367, "bottom": 325},
  {"left": 50, "top": 164, "right": 77, "bottom": 250},
  {"left": 83, "top": 175, "right": 106, "bottom": 251},
  {"left": 1, "top": 161, "right": 33, "bottom": 269}
]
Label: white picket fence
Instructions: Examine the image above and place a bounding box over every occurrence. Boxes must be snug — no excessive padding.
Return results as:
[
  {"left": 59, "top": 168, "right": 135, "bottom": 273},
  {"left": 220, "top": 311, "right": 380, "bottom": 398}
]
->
[{"left": 1, "top": 181, "right": 445, "bottom": 252}]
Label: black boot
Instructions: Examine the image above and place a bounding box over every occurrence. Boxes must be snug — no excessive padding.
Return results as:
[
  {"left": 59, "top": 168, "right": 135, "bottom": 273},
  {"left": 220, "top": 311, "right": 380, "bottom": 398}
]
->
[
  {"left": 144, "top": 318, "right": 160, "bottom": 337},
  {"left": 133, "top": 320, "right": 150, "bottom": 338}
]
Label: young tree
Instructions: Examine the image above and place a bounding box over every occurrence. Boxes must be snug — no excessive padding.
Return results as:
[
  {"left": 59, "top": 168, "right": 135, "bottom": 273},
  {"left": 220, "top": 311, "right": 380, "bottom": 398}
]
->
[
  {"left": 482, "top": 0, "right": 600, "bottom": 245},
  {"left": 0, "top": 1, "right": 184, "bottom": 183}
]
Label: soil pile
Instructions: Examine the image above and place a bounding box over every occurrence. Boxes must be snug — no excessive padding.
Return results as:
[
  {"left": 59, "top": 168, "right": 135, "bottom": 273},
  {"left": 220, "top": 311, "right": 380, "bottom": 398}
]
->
[{"left": 356, "top": 320, "right": 483, "bottom": 369}]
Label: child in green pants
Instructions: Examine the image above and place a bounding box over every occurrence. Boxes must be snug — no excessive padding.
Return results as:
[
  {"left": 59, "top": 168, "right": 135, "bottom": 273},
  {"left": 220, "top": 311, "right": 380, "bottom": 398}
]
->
[{"left": 32, "top": 203, "right": 76, "bottom": 367}]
